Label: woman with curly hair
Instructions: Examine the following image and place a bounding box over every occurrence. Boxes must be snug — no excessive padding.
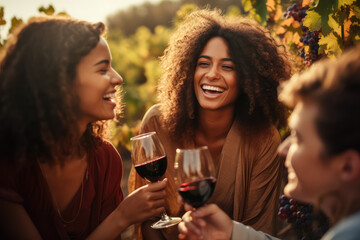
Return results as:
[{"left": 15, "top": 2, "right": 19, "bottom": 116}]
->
[
  {"left": 178, "top": 45, "right": 360, "bottom": 240},
  {"left": 0, "top": 16, "right": 166, "bottom": 239},
  {"left": 129, "top": 9, "right": 293, "bottom": 239}
]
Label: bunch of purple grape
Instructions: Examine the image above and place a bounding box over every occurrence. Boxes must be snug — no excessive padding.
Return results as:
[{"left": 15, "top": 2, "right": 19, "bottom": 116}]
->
[
  {"left": 283, "top": 3, "right": 309, "bottom": 22},
  {"left": 284, "top": 2, "right": 320, "bottom": 66},
  {"left": 300, "top": 27, "right": 320, "bottom": 66},
  {"left": 278, "top": 195, "right": 329, "bottom": 240}
]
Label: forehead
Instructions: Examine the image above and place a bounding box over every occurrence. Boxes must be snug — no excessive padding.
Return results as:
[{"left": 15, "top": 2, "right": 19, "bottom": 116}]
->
[
  {"left": 200, "top": 36, "right": 230, "bottom": 57},
  {"left": 289, "top": 101, "right": 318, "bottom": 131}
]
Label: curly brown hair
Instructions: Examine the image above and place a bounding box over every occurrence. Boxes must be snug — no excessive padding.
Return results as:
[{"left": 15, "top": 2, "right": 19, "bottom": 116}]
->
[
  {"left": 0, "top": 16, "right": 116, "bottom": 166},
  {"left": 158, "top": 9, "right": 293, "bottom": 141}
]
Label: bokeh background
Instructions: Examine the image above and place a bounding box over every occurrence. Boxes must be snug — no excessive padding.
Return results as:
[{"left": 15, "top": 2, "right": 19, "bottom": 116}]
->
[{"left": 1, "top": 0, "right": 359, "bottom": 239}]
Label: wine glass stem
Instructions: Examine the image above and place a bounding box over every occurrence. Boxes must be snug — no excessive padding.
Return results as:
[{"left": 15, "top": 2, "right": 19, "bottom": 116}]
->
[{"left": 160, "top": 210, "right": 171, "bottom": 221}]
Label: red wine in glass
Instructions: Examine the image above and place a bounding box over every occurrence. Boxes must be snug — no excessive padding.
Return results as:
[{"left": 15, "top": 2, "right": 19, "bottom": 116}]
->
[
  {"left": 131, "top": 132, "right": 182, "bottom": 229},
  {"left": 174, "top": 146, "right": 217, "bottom": 209},
  {"left": 135, "top": 156, "right": 167, "bottom": 183},
  {"left": 178, "top": 177, "right": 216, "bottom": 208}
]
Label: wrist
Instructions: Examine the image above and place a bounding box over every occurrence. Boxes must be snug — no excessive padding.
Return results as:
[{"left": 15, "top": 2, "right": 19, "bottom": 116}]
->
[{"left": 113, "top": 205, "right": 129, "bottom": 233}]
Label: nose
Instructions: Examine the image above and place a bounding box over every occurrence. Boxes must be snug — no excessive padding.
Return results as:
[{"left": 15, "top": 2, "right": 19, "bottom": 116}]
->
[
  {"left": 111, "top": 68, "right": 123, "bottom": 85},
  {"left": 278, "top": 137, "right": 291, "bottom": 158},
  {"left": 206, "top": 65, "right": 220, "bottom": 80}
]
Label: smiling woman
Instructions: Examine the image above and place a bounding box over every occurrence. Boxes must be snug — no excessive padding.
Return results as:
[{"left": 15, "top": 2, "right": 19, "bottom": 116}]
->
[
  {"left": 128, "top": 8, "right": 294, "bottom": 240},
  {"left": 0, "top": 15, "right": 167, "bottom": 240}
]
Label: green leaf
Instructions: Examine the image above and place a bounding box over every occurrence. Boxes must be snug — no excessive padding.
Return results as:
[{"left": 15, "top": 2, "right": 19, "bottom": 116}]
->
[
  {"left": 318, "top": 32, "right": 342, "bottom": 57},
  {"left": 328, "top": 15, "right": 341, "bottom": 35},
  {"left": 253, "top": 0, "right": 268, "bottom": 24},
  {"left": 304, "top": 1, "right": 338, "bottom": 36},
  {"left": 242, "top": 0, "right": 253, "bottom": 12},
  {"left": 303, "top": 9, "right": 322, "bottom": 31},
  {"left": 353, "top": 5, "right": 360, "bottom": 19},
  {"left": 338, "top": 0, "right": 356, "bottom": 8}
]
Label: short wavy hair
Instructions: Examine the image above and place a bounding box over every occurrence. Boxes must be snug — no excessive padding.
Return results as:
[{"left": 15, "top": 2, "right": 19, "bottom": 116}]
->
[
  {"left": 0, "top": 16, "right": 115, "bottom": 166},
  {"left": 158, "top": 9, "right": 293, "bottom": 140},
  {"left": 279, "top": 46, "right": 360, "bottom": 157}
]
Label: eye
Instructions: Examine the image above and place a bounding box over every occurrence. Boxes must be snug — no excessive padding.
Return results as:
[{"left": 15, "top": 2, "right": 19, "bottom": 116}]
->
[
  {"left": 99, "top": 69, "right": 108, "bottom": 74},
  {"left": 197, "top": 61, "right": 210, "bottom": 68},
  {"left": 222, "top": 65, "right": 234, "bottom": 71}
]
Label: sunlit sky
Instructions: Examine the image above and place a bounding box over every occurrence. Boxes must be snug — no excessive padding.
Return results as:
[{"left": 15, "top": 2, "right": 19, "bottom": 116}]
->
[{"left": 1, "top": 0, "right": 166, "bottom": 36}]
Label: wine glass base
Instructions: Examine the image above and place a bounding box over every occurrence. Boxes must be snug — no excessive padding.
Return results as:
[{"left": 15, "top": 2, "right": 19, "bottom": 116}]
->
[{"left": 151, "top": 217, "right": 182, "bottom": 229}]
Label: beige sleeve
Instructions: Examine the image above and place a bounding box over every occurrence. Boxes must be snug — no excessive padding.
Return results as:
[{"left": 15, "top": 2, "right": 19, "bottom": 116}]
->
[
  {"left": 232, "top": 221, "right": 281, "bottom": 240},
  {"left": 241, "top": 129, "right": 283, "bottom": 235}
]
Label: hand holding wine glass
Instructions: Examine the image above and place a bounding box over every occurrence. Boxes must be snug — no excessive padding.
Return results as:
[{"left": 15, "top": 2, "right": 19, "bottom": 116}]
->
[
  {"left": 130, "top": 131, "right": 182, "bottom": 229},
  {"left": 174, "top": 146, "right": 217, "bottom": 209},
  {"left": 174, "top": 146, "right": 217, "bottom": 239}
]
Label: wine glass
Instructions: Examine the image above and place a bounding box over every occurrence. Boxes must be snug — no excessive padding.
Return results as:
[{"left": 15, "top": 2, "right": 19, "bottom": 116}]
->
[
  {"left": 174, "top": 146, "right": 217, "bottom": 209},
  {"left": 130, "top": 131, "right": 182, "bottom": 229}
]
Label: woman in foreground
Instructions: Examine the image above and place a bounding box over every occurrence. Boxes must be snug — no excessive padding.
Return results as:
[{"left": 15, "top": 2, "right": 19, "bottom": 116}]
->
[
  {"left": 0, "top": 16, "right": 166, "bottom": 239},
  {"left": 178, "top": 46, "right": 360, "bottom": 240}
]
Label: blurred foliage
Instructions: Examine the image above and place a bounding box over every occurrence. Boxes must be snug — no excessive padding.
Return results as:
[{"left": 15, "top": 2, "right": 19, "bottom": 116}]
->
[
  {"left": 1, "top": 1, "right": 359, "bottom": 154},
  {"left": 0, "top": 5, "right": 69, "bottom": 48}
]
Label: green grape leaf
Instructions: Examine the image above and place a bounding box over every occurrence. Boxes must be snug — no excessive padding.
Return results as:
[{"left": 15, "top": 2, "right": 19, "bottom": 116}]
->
[
  {"left": 303, "top": 9, "right": 322, "bottom": 31},
  {"left": 328, "top": 15, "right": 341, "bottom": 35},
  {"left": 252, "top": 0, "right": 268, "bottom": 24},
  {"left": 338, "top": 0, "right": 356, "bottom": 8},
  {"left": 304, "top": 1, "right": 336, "bottom": 36},
  {"left": 353, "top": 5, "right": 360, "bottom": 19},
  {"left": 318, "top": 32, "right": 343, "bottom": 57},
  {"left": 242, "top": 0, "right": 253, "bottom": 12}
]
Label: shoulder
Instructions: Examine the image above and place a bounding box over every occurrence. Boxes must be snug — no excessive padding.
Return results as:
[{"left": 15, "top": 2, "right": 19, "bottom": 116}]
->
[
  {"left": 142, "top": 104, "right": 162, "bottom": 123},
  {"left": 91, "top": 140, "right": 122, "bottom": 170},
  {"left": 141, "top": 104, "right": 164, "bottom": 133},
  {"left": 323, "top": 211, "right": 360, "bottom": 240},
  {"left": 94, "top": 140, "right": 121, "bottom": 159}
]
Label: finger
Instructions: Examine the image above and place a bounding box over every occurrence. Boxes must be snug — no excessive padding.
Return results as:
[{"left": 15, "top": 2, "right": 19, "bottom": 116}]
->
[
  {"left": 184, "top": 221, "right": 202, "bottom": 236},
  {"left": 191, "top": 203, "right": 216, "bottom": 218},
  {"left": 146, "top": 179, "right": 167, "bottom": 191},
  {"left": 178, "top": 221, "right": 188, "bottom": 235},
  {"left": 184, "top": 203, "right": 195, "bottom": 211}
]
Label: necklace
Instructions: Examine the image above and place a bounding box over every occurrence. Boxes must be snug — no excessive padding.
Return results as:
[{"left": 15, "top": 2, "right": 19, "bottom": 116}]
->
[{"left": 38, "top": 162, "right": 86, "bottom": 225}]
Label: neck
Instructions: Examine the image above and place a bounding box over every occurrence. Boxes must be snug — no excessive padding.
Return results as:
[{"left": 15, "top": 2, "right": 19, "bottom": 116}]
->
[
  {"left": 197, "top": 106, "right": 235, "bottom": 141},
  {"left": 319, "top": 188, "right": 360, "bottom": 225}
]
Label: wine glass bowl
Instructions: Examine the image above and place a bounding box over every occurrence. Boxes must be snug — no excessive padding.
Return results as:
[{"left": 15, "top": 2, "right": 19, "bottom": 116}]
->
[
  {"left": 130, "top": 131, "right": 182, "bottom": 229},
  {"left": 174, "top": 146, "right": 217, "bottom": 209},
  {"left": 131, "top": 132, "right": 167, "bottom": 183}
]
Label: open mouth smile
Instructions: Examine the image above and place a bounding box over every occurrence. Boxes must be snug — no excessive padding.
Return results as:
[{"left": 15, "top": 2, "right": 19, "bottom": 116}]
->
[
  {"left": 201, "top": 84, "right": 225, "bottom": 94},
  {"left": 103, "top": 92, "right": 116, "bottom": 102}
]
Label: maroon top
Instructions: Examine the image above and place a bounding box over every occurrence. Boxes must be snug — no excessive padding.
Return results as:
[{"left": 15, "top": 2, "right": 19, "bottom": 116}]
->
[{"left": 0, "top": 140, "right": 123, "bottom": 240}]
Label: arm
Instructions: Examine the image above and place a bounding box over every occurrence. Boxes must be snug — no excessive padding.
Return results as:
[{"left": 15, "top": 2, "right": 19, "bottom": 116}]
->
[
  {"left": 86, "top": 180, "right": 167, "bottom": 240},
  {"left": 178, "top": 204, "right": 280, "bottom": 240},
  {"left": 0, "top": 199, "right": 42, "bottom": 240}
]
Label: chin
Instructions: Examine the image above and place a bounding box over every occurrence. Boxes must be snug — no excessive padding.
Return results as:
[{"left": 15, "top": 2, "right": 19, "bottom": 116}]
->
[{"left": 284, "top": 185, "right": 315, "bottom": 204}]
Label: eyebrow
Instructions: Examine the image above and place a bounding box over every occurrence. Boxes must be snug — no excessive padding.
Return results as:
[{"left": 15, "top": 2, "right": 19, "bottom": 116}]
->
[
  {"left": 198, "top": 55, "right": 234, "bottom": 62},
  {"left": 94, "top": 59, "right": 110, "bottom": 66}
]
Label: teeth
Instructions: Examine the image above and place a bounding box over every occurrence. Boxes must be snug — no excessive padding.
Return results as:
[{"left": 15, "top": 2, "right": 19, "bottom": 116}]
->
[
  {"left": 103, "top": 93, "right": 115, "bottom": 99},
  {"left": 201, "top": 85, "right": 224, "bottom": 93}
]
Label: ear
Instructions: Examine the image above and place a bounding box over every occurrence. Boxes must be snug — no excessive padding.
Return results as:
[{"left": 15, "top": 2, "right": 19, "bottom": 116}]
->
[{"left": 338, "top": 150, "right": 360, "bottom": 182}]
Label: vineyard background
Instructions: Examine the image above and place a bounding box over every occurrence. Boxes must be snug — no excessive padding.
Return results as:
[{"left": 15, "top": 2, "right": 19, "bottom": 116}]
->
[{"left": 1, "top": 0, "right": 359, "bottom": 239}]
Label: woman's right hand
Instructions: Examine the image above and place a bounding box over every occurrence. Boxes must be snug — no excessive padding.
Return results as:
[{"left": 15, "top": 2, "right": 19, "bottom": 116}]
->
[
  {"left": 178, "top": 203, "right": 233, "bottom": 240},
  {"left": 117, "top": 178, "right": 167, "bottom": 227}
]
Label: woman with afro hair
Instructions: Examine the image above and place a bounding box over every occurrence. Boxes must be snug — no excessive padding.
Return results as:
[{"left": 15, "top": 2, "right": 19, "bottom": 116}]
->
[{"left": 129, "top": 9, "right": 293, "bottom": 239}]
